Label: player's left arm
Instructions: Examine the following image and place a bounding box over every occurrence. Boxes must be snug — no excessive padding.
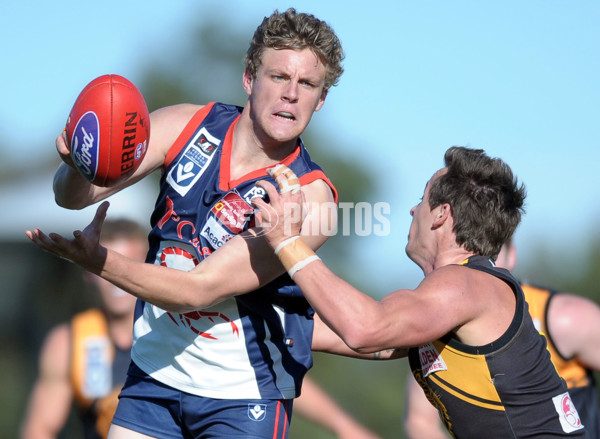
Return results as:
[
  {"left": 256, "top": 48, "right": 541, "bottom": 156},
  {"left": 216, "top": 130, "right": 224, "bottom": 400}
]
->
[
  {"left": 312, "top": 313, "right": 407, "bottom": 360},
  {"left": 548, "top": 293, "right": 600, "bottom": 370}
]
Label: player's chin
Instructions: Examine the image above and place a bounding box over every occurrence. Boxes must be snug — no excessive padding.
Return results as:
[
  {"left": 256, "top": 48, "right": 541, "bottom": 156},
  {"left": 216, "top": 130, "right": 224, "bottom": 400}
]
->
[
  {"left": 268, "top": 124, "right": 305, "bottom": 144},
  {"left": 405, "top": 238, "right": 416, "bottom": 259}
]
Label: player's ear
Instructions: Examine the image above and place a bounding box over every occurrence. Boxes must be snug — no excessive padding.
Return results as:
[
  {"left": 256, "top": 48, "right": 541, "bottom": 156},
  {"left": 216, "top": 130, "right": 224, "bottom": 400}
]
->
[
  {"left": 242, "top": 69, "right": 254, "bottom": 96},
  {"left": 432, "top": 203, "right": 451, "bottom": 229},
  {"left": 314, "top": 89, "right": 328, "bottom": 112}
]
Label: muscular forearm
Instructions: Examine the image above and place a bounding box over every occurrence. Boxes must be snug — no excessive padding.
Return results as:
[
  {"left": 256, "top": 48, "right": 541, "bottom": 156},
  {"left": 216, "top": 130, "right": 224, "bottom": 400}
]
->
[
  {"left": 312, "top": 314, "right": 407, "bottom": 360},
  {"left": 99, "top": 250, "right": 215, "bottom": 312},
  {"left": 53, "top": 163, "right": 104, "bottom": 209},
  {"left": 97, "top": 232, "right": 286, "bottom": 313},
  {"left": 293, "top": 259, "right": 389, "bottom": 354}
]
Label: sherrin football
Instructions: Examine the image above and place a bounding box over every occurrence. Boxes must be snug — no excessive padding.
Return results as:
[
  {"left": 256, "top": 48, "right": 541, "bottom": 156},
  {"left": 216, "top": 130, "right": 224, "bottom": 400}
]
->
[{"left": 65, "top": 74, "right": 150, "bottom": 187}]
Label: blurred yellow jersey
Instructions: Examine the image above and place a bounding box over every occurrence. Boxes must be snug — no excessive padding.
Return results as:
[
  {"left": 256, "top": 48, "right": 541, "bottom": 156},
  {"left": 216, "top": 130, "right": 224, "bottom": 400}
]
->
[{"left": 523, "top": 284, "right": 599, "bottom": 438}]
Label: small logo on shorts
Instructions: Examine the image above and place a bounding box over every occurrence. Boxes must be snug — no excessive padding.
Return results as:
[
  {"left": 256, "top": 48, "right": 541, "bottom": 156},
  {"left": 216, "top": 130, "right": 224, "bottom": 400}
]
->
[{"left": 248, "top": 403, "right": 267, "bottom": 421}]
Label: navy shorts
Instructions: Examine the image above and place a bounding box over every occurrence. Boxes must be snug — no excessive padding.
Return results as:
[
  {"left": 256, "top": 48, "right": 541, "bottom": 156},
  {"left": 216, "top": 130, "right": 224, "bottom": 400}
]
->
[{"left": 112, "top": 362, "right": 293, "bottom": 438}]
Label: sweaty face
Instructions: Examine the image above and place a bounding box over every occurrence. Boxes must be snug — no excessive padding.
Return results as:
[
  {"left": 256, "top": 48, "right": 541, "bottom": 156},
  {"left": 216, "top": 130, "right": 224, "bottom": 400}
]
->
[{"left": 243, "top": 48, "right": 327, "bottom": 145}]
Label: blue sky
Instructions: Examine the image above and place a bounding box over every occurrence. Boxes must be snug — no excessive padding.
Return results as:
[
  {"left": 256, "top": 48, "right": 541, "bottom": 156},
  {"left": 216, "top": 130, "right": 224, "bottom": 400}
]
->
[{"left": 2, "top": 1, "right": 599, "bottom": 290}]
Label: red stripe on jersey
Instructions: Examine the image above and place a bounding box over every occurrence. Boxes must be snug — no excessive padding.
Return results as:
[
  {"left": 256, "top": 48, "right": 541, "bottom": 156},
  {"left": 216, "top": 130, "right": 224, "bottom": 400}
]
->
[{"left": 163, "top": 102, "right": 216, "bottom": 169}]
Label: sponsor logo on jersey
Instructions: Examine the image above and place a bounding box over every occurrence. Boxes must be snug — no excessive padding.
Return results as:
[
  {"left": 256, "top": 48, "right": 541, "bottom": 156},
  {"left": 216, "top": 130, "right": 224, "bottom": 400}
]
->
[
  {"left": 248, "top": 403, "right": 267, "bottom": 421},
  {"left": 242, "top": 185, "right": 266, "bottom": 205},
  {"left": 71, "top": 111, "right": 99, "bottom": 181},
  {"left": 194, "top": 130, "right": 219, "bottom": 155},
  {"left": 166, "top": 127, "right": 220, "bottom": 196},
  {"left": 200, "top": 216, "right": 233, "bottom": 249},
  {"left": 213, "top": 191, "right": 254, "bottom": 233},
  {"left": 552, "top": 392, "right": 584, "bottom": 433},
  {"left": 200, "top": 191, "right": 254, "bottom": 249},
  {"left": 418, "top": 343, "right": 448, "bottom": 377}
]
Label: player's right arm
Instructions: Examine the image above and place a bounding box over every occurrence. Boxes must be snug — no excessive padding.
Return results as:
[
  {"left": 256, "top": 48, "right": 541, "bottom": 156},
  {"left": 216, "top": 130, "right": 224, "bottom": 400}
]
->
[
  {"left": 53, "top": 103, "right": 201, "bottom": 209},
  {"left": 21, "top": 324, "right": 73, "bottom": 439}
]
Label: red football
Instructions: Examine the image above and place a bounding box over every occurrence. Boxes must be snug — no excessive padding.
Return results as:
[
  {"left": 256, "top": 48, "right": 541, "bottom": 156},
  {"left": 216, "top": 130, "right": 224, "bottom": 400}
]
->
[{"left": 65, "top": 74, "right": 150, "bottom": 187}]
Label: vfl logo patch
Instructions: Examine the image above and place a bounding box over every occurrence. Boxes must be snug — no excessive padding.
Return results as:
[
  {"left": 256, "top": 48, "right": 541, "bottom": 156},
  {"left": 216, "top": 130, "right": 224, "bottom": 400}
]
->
[
  {"left": 552, "top": 392, "right": 584, "bottom": 433},
  {"left": 71, "top": 111, "right": 100, "bottom": 181},
  {"left": 248, "top": 404, "right": 267, "bottom": 421},
  {"left": 166, "top": 127, "right": 220, "bottom": 196},
  {"left": 418, "top": 343, "right": 447, "bottom": 377},
  {"left": 200, "top": 191, "right": 254, "bottom": 249}
]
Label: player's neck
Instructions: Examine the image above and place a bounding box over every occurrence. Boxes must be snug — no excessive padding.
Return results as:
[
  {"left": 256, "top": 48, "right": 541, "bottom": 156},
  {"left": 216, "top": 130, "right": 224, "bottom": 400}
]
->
[
  {"left": 435, "top": 247, "right": 478, "bottom": 270},
  {"left": 231, "top": 121, "right": 297, "bottom": 180}
]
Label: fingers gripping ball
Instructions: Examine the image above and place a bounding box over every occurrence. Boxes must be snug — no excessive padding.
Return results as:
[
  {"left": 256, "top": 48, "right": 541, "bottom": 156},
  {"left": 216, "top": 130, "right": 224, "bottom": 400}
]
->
[
  {"left": 65, "top": 74, "right": 150, "bottom": 187},
  {"left": 268, "top": 164, "right": 301, "bottom": 194}
]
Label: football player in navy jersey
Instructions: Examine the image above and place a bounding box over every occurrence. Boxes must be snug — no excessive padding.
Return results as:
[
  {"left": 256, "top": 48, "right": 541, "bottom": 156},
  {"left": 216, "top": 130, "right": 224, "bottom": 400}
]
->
[{"left": 26, "top": 8, "right": 352, "bottom": 439}]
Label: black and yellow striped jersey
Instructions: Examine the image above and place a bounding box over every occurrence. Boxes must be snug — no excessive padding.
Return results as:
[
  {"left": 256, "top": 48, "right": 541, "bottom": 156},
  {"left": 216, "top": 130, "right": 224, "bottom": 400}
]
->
[{"left": 409, "top": 255, "right": 586, "bottom": 438}]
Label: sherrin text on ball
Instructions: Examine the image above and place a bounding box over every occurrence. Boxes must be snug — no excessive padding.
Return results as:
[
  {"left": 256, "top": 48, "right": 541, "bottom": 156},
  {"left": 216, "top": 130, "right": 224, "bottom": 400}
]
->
[{"left": 65, "top": 74, "right": 150, "bottom": 187}]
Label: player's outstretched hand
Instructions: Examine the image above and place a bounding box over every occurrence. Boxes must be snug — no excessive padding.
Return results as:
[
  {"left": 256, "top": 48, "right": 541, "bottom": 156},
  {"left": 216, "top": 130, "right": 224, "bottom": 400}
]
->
[
  {"left": 252, "top": 164, "right": 305, "bottom": 249},
  {"left": 25, "top": 201, "right": 110, "bottom": 274}
]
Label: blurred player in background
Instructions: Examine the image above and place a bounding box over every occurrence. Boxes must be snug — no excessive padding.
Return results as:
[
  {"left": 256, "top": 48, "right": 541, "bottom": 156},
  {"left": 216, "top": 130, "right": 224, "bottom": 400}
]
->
[
  {"left": 21, "top": 219, "right": 148, "bottom": 439},
  {"left": 403, "top": 240, "right": 600, "bottom": 439},
  {"left": 295, "top": 376, "right": 382, "bottom": 439}
]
